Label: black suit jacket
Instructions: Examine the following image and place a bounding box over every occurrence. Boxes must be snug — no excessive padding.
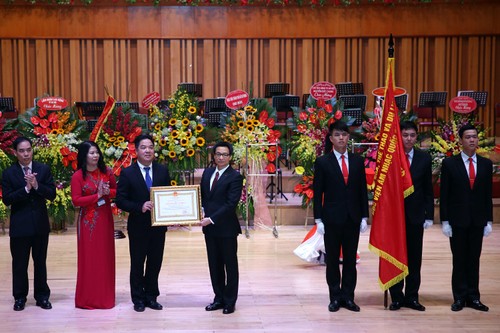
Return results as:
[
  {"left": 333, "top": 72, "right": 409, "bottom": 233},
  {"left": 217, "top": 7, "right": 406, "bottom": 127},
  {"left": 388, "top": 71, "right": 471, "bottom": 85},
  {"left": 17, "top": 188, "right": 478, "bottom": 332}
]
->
[
  {"left": 116, "top": 162, "right": 171, "bottom": 234},
  {"left": 2, "top": 161, "right": 56, "bottom": 237},
  {"left": 200, "top": 166, "right": 243, "bottom": 237},
  {"left": 313, "top": 152, "right": 369, "bottom": 224},
  {"left": 405, "top": 149, "right": 434, "bottom": 225},
  {"left": 440, "top": 154, "right": 493, "bottom": 227}
]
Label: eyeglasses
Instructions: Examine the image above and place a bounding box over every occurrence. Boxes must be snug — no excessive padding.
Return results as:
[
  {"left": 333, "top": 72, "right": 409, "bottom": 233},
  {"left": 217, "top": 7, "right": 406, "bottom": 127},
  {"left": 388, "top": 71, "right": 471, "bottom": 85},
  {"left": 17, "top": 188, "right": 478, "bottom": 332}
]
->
[{"left": 214, "top": 153, "right": 231, "bottom": 158}]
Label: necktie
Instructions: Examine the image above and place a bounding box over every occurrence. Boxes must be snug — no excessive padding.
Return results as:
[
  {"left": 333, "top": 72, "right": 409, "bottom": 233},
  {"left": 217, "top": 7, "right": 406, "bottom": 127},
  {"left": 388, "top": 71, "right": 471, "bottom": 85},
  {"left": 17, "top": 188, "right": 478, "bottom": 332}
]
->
[
  {"left": 341, "top": 155, "right": 348, "bottom": 184},
  {"left": 211, "top": 171, "right": 219, "bottom": 191},
  {"left": 406, "top": 153, "right": 411, "bottom": 166},
  {"left": 468, "top": 157, "right": 475, "bottom": 189},
  {"left": 23, "top": 166, "right": 30, "bottom": 175},
  {"left": 144, "top": 167, "right": 152, "bottom": 190}
]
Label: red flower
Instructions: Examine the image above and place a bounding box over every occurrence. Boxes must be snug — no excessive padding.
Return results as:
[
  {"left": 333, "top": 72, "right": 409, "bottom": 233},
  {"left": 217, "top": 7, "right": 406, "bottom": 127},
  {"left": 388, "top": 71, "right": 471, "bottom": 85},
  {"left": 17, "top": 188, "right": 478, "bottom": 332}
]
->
[
  {"left": 309, "top": 114, "right": 318, "bottom": 124},
  {"left": 48, "top": 112, "right": 58, "bottom": 123},
  {"left": 294, "top": 184, "right": 303, "bottom": 194},
  {"left": 39, "top": 119, "right": 50, "bottom": 128},
  {"left": 31, "top": 116, "right": 41, "bottom": 125},
  {"left": 299, "top": 112, "right": 308, "bottom": 121},
  {"left": 297, "top": 124, "right": 307, "bottom": 133},
  {"left": 334, "top": 110, "right": 342, "bottom": 120},
  {"left": 34, "top": 127, "right": 49, "bottom": 135},
  {"left": 266, "top": 163, "right": 276, "bottom": 174},
  {"left": 267, "top": 152, "right": 276, "bottom": 162},
  {"left": 317, "top": 99, "right": 325, "bottom": 108},
  {"left": 266, "top": 117, "right": 275, "bottom": 128},
  {"left": 325, "top": 104, "right": 333, "bottom": 113},
  {"left": 259, "top": 110, "right": 269, "bottom": 123},
  {"left": 38, "top": 107, "right": 47, "bottom": 118},
  {"left": 304, "top": 188, "right": 314, "bottom": 199}
]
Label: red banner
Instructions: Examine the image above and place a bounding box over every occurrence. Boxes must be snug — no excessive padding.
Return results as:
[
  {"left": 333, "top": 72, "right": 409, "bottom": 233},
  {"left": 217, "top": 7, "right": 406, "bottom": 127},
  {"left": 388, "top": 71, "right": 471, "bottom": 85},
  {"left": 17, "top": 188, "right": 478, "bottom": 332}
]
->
[
  {"left": 89, "top": 94, "right": 116, "bottom": 142},
  {"left": 368, "top": 57, "right": 413, "bottom": 290}
]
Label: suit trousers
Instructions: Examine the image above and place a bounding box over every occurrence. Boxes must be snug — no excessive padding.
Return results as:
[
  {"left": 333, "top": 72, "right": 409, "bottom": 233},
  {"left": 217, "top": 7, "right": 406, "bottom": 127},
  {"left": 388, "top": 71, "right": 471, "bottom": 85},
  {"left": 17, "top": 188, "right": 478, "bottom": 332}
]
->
[
  {"left": 450, "top": 225, "right": 484, "bottom": 302},
  {"left": 204, "top": 234, "right": 239, "bottom": 306},
  {"left": 10, "top": 234, "right": 50, "bottom": 301},
  {"left": 128, "top": 230, "right": 166, "bottom": 304},
  {"left": 389, "top": 223, "right": 424, "bottom": 302}
]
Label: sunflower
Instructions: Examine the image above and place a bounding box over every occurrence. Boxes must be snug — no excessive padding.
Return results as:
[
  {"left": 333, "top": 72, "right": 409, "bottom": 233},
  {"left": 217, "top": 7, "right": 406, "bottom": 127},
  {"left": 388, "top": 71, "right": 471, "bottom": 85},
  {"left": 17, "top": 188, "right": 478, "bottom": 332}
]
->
[
  {"left": 188, "top": 106, "right": 197, "bottom": 114},
  {"left": 244, "top": 105, "right": 254, "bottom": 112},
  {"left": 168, "top": 151, "right": 176, "bottom": 158},
  {"left": 113, "top": 141, "right": 121, "bottom": 147},
  {"left": 106, "top": 142, "right": 112, "bottom": 148},
  {"left": 195, "top": 124, "right": 204, "bottom": 133},
  {"left": 246, "top": 125, "right": 254, "bottom": 132},
  {"left": 180, "top": 138, "right": 188, "bottom": 146},
  {"left": 181, "top": 118, "right": 190, "bottom": 126},
  {"left": 170, "top": 180, "right": 177, "bottom": 186},
  {"left": 237, "top": 121, "right": 245, "bottom": 128},
  {"left": 50, "top": 128, "right": 60, "bottom": 135},
  {"left": 186, "top": 131, "right": 192, "bottom": 139},
  {"left": 196, "top": 137, "right": 205, "bottom": 147},
  {"left": 116, "top": 136, "right": 125, "bottom": 142},
  {"left": 171, "top": 130, "right": 179, "bottom": 138},
  {"left": 154, "top": 123, "right": 161, "bottom": 131},
  {"left": 159, "top": 139, "right": 167, "bottom": 147},
  {"left": 236, "top": 110, "right": 245, "bottom": 118},
  {"left": 252, "top": 120, "right": 260, "bottom": 126},
  {"left": 186, "top": 149, "right": 195, "bottom": 157},
  {"left": 169, "top": 118, "right": 177, "bottom": 126},
  {"left": 247, "top": 114, "right": 255, "bottom": 120},
  {"left": 245, "top": 120, "right": 253, "bottom": 127},
  {"left": 109, "top": 136, "right": 117, "bottom": 142},
  {"left": 169, "top": 103, "right": 175, "bottom": 109}
]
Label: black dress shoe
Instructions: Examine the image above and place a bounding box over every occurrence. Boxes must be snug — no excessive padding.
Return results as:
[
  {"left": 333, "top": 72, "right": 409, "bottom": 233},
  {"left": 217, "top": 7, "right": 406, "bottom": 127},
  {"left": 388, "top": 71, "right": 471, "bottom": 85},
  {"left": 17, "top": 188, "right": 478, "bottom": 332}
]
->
[
  {"left": 223, "top": 305, "right": 235, "bottom": 314},
  {"left": 389, "top": 301, "right": 402, "bottom": 311},
  {"left": 341, "top": 300, "right": 360, "bottom": 312},
  {"left": 205, "top": 301, "right": 224, "bottom": 311},
  {"left": 36, "top": 299, "right": 52, "bottom": 310},
  {"left": 328, "top": 300, "right": 340, "bottom": 312},
  {"left": 405, "top": 300, "right": 426, "bottom": 311},
  {"left": 146, "top": 300, "right": 163, "bottom": 310},
  {"left": 13, "top": 299, "right": 26, "bottom": 311},
  {"left": 134, "top": 302, "right": 145, "bottom": 312},
  {"left": 466, "top": 299, "right": 489, "bottom": 312},
  {"left": 451, "top": 300, "right": 464, "bottom": 312}
]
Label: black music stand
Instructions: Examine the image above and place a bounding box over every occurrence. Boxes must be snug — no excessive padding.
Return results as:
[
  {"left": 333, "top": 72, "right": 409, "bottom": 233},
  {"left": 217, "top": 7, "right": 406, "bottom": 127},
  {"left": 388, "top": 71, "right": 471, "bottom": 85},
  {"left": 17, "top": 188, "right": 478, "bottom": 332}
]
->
[
  {"left": 264, "top": 83, "right": 290, "bottom": 98},
  {"left": 336, "top": 82, "right": 364, "bottom": 97},
  {"left": 178, "top": 83, "right": 202, "bottom": 97},
  {"left": 375, "top": 94, "right": 408, "bottom": 112},
  {"left": 115, "top": 101, "right": 140, "bottom": 112},
  {"left": 418, "top": 91, "right": 447, "bottom": 133},
  {"left": 458, "top": 91, "right": 488, "bottom": 122},
  {"left": 78, "top": 101, "right": 106, "bottom": 119},
  {"left": 204, "top": 98, "right": 231, "bottom": 127},
  {"left": 0, "top": 97, "right": 17, "bottom": 118},
  {"left": 266, "top": 169, "right": 287, "bottom": 203},
  {"left": 340, "top": 94, "right": 367, "bottom": 126},
  {"left": 272, "top": 95, "right": 299, "bottom": 122}
]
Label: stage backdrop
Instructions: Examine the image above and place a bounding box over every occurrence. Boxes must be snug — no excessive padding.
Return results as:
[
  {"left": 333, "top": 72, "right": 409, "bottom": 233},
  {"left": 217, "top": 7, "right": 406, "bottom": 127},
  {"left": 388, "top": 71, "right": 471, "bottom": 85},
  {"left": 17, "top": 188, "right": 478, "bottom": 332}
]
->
[{"left": 0, "top": 1, "right": 499, "bottom": 132}]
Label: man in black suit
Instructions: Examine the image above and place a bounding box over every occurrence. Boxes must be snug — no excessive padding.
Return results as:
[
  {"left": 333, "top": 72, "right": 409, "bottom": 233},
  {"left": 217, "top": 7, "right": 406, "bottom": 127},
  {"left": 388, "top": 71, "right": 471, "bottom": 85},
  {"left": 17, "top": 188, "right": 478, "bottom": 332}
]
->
[
  {"left": 313, "top": 121, "right": 369, "bottom": 312},
  {"left": 200, "top": 142, "right": 243, "bottom": 315},
  {"left": 440, "top": 123, "right": 492, "bottom": 312},
  {"left": 116, "top": 134, "right": 171, "bottom": 312},
  {"left": 389, "top": 121, "right": 434, "bottom": 312},
  {"left": 2, "top": 137, "right": 56, "bottom": 311}
]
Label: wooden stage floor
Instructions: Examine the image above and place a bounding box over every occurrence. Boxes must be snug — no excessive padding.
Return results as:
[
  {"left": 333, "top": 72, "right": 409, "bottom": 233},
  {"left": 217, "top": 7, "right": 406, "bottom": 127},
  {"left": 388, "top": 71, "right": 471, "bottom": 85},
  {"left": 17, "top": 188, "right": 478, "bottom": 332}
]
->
[{"left": 0, "top": 225, "right": 499, "bottom": 332}]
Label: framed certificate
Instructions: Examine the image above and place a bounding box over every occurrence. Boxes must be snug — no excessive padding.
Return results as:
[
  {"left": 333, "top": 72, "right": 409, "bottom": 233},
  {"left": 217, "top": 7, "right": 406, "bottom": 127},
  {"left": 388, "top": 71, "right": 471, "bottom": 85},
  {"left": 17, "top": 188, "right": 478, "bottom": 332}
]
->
[{"left": 150, "top": 185, "right": 202, "bottom": 226}]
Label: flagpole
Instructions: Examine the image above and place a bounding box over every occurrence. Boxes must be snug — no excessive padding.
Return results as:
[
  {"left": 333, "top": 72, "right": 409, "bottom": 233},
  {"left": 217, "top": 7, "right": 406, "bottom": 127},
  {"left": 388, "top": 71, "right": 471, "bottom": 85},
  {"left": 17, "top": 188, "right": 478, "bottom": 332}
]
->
[{"left": 383, "top": 33, "right": 395, "bottom": 310}]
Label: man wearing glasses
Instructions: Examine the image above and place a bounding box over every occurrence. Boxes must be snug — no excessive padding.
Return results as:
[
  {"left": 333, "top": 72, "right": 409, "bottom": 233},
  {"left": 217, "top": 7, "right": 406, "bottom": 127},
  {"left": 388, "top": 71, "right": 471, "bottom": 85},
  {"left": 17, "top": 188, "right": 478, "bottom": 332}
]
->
[{"left": 199, "top": 142, "right": 243, "bottom": 314}]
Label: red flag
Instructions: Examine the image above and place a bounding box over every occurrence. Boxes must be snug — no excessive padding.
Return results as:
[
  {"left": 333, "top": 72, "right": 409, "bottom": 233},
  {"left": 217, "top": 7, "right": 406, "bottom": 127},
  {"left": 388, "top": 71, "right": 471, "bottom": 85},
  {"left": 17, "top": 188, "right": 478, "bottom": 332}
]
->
[
  {"left": 89, "top": 94, "right": 116, "bottom": 142},
  {"left": 368, "top": 57, "right": 414, "bottom": 291}
]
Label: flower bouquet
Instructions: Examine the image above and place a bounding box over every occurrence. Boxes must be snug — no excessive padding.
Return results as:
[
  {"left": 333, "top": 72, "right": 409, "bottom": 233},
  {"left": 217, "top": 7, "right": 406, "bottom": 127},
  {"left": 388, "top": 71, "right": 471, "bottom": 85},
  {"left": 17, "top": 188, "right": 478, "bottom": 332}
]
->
[{"left": 148, "top": 88, "right": 205, "bottom": 185}]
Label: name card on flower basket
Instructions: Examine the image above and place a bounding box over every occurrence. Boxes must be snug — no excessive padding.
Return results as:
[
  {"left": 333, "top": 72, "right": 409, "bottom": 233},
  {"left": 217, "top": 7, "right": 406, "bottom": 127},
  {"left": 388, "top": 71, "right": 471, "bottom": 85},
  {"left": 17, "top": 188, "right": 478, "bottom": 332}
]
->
[
  {"left": 142, "top": 92, "right": 161, "bottom": 108},
  {"left": 150, "top": 185, "right": 202, "bottom": 226},
  {"left": 37, "top": 97, "right": 68, "bottom": 111},
  {"left": 310, "top": 81, "right": 337, "bottom": 101},
  {"left": 449, "top": 96, "right": 477, "bottom": 114},
  {"left": 225, "top": 90, "right": 249, "bottom": 110}
]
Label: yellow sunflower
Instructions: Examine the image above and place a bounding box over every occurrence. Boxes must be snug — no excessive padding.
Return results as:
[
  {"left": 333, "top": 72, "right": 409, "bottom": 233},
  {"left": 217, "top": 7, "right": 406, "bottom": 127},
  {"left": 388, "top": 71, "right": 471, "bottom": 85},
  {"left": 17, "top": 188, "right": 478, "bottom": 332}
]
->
[
  {"left": 159, "top": 139, "right": 167, "bottom": 147},
  {"left": 170, "top": 180, "right": 177, "bottom": 186},
  {"left": 116, "top": 136, "right": 125, "bottom": 142},
  {"left": 195, "top": 124, "right": 204, "bottom": 133},
  {"left": 186, "top": 149, "right": 195, "bottom": 157},
  {"left": 186, "top": 131, "right": 192, "bottom": 139},
  {"left": 237, "top": 121, "right": 245, "bottom": 128},
  {"left": 246, "top": 125, "right": 254, "bottom": 132},
  {"left": 180, "top": 138, "right": 188, "bottom": 146},
  {"left": 188, "top": 106, "right": 197, "bottom": 114},
  {"left": 236, "top": 110, "right": 245, "bottom": 118},
  {"left": 169, "top": 118, "right": 177, "bottom": 126},
  {"left": 106, "top": 142, "right": 112, "bottom": 148},
  {"left": 247, "top": 114, "right": 255, "bottom": 120},
  {"left": 109, "top": 136, "right": 117, "bottom": 142},
  {"left": 168, "top": 151, "right": 176, "bottom": 158},
  {"left": 113, "top": 141, "right": 121, "bottom": 147},
  {"left": 244, "top": 105, "right": 254, "bottom": 112},
  {"left": 196, "top": 137, "right": 205, "bottom": 147},
  {"left": 50, "top": 129, "right": 59, "bottom": 135},
  {"left": 154, "top": 123, "right": 161, "bottom": 131},
  {"left": 181, "top": 118, "right": 190, "bottom": 126},
  {"left": 252, "top": 120, "right": 260, "bottom": 126},
  {"left": 169, "top": 103, "right": 175, "bottom": 109},
  {"left": 171, "top": 130, "right": 179, "bottom": 138}
]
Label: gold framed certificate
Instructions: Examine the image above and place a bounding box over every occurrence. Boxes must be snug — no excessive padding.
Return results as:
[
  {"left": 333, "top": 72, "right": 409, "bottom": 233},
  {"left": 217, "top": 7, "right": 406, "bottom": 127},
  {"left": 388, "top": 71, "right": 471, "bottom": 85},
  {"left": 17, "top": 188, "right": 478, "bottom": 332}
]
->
[{"left": 150, "top": 185, "right": 202, "bottom": 226}]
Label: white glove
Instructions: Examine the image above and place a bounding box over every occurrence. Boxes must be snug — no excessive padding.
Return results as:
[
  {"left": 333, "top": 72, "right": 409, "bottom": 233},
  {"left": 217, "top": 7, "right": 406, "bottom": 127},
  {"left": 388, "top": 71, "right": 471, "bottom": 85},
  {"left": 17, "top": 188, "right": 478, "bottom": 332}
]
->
[
  {"left": 442, "top": 221, "right": 452, "bottom": 237},
  {"left": 423, "top": 220, "right": 433, "bottom": 229},
  {"left": 483, "top": 222, "right": 493, "bottom": 237},
  {"left": 315, "top": 219, "right": 325, "bottom": 235},
  {"left": 360, "top": 218, "right": 368, "bottom": 233}
]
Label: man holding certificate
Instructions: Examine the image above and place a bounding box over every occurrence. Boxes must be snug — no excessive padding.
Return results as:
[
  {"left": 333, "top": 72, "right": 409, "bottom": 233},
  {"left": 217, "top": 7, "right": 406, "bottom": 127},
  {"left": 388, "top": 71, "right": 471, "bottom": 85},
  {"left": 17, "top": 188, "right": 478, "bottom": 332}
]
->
[
  {"left": 116, "top": 134, "right": 171, "bottom": 312},
  {"left": 200, "top": 142, "right": 243, "bottom": 315}
]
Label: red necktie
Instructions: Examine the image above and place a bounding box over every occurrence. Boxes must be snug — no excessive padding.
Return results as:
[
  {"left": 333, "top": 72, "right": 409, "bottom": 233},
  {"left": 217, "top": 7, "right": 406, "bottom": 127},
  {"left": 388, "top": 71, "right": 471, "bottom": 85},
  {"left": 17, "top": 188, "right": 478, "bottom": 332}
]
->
[
  {"left": 468, "top": 157, "right": 475, "bottom": 189},
  {"left": 211, "top": 171, "right": 219, "bottom": 191},
  {"left": 341, "top": 155, "right": 348, "bottom": 184},
  {"left": 406, "top": 153, "right": 410, "bottom": 165}
]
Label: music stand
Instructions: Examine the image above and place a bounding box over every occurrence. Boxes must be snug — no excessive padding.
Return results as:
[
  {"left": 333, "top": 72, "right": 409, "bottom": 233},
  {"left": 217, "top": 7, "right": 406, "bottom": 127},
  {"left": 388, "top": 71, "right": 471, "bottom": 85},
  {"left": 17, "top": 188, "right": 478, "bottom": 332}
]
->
[
  {"left": 78, "top": 101, "right": 106, "bottom": 119},
  {"left": 375, "top": 94, "right": 408, "bottom": 112},
  {"left": 336, "top": 82, "right": 364, "bottom": 97},
  {"left": 264, "top": 83, "right": 290, "bottom": 98},
  {"left": 272, "top": 95, "right": 299, "bottom": 122},
  {"left": 204, "top": 98, "right": 231, "bottom": 127},
  {"left": 0, "top": 97, "right": 17, "bottom": 118},
  {"left": 115, "top": 102, "right": 140, "bottom": 112},
  {"left": 86, "top": 120, "right": 98, "bottom": 132},
  {"left": 418, "top": 91, "right": 447, "bottom": 133},
  {"left": 302, "top": 94, "right": 311, "bottom": 109},
  {"left": 458, "top": 91, "right": 488, "bottom": 122},
  {"left": 340, "top": 94, "right": 367, "bottom": 126},
  {"left": 178, "top": 83, "right": 202, "bottom": 97}
]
